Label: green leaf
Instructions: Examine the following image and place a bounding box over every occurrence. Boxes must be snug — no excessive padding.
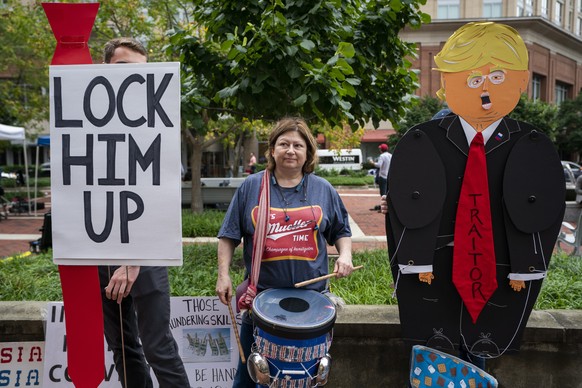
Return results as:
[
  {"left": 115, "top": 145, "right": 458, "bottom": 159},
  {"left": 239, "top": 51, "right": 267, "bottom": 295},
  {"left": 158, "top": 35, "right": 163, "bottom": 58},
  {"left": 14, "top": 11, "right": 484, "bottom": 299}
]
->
[
  {"left": 286, "top": 45, "right": 299, "bottom": 57},
  {"left": 330, "top": 68, "right": 346, "bottom": 81},
  {"left": 287, "top": 65, "right": 302, "bottom": 79},
  {"left": 345, "top": 77, "right": 361, "bottom": 86},
  {"left": 389, "top": 0, "right": 404, "bottom": 12},
  {"left": 336, "top": 42, "right": 355, "bottom": 58},
  {"left": 292, "top": 94, "right": 308, "bottom": 107},
  {"left": 421, "top": 12, "right": 432, "bottom": 24},
  {"left": 336, "top": 58, "right": 354, "bottom": 75},
  {"left": 342, "top": 81, "right": 357, "bottom": 97},
  {"left": 327, "top": 55, "right": 339, "bottom": 66},
  {"left": 217, "top": 84, "right": 240, "bottom": 99},
  {"left": 300, "top": 39, "right": 316, "bottom": 51},
  {"left": 221, "top": 40, "right": 234, "bottom": 52},
  {"left": 338, "top": 99, "right": 352, "bottom": 110}
]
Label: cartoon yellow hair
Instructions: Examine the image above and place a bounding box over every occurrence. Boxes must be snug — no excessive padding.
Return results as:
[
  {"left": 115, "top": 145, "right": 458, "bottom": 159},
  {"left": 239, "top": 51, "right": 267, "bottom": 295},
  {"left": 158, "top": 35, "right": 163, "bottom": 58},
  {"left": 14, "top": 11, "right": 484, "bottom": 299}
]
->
[{"left": 434, "top": 22, "right": 529, "bottom": 100}]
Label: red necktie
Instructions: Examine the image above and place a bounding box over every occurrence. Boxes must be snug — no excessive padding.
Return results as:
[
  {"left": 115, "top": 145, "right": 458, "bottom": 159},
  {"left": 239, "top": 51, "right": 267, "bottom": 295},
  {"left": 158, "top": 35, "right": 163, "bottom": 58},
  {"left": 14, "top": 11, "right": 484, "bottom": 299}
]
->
[
  {"left": 44, "top": 4, "right": 105, "bottom": 388},
  {"left": 453, "top": 132, "right": 497, "bottom": 324}
]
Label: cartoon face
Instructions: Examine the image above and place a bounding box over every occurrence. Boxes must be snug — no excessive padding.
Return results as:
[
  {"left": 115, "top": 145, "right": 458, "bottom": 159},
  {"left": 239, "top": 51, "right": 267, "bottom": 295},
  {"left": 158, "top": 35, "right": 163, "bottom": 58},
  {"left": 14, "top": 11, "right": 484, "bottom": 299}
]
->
[{"left": 441, "top": 64, "right": 529, "bottom": 129}]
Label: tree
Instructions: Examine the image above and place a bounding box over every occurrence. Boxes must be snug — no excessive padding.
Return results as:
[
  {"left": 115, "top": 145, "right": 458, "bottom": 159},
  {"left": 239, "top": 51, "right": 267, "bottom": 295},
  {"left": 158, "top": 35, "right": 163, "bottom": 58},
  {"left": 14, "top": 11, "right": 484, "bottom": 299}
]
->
[
  {"left": 0, "top": 0, "right": 192, "bottom": 136},
  {"left": 387, "top": 95, "right": 445, "bottom": 149},
  {"left": 555, "top": 92, "right": 582, "bottom": 161},
  {"left": 0, "top": 2, "right": 54, "bottom": 132},
  {"left": 169, "top": 0, "right": 430, "bottom": 212},
  {"left": 509, "top": 94, "right": 558, "bottom": 140}
]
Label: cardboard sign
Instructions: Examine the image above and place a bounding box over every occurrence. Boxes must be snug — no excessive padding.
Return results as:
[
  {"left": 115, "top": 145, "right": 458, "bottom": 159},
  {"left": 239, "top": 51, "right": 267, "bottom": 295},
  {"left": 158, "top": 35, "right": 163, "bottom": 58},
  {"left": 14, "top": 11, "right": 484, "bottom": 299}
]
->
[
  {"left": 49, "top": 62, "right": 182, "bottom": 266},
  {"left": 43, "top": 299, "right": 240, "bottom": 388},
  {"left": 0, "top": 342, "right": 44, "bottom": 387}
]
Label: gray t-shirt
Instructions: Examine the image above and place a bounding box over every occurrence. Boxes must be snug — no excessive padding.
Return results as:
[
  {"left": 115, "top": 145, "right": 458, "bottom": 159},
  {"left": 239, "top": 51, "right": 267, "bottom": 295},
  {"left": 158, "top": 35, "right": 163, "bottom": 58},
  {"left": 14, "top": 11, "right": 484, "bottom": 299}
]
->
[{"left": 218, "top": 171, "right": 351, "bottom": 291}]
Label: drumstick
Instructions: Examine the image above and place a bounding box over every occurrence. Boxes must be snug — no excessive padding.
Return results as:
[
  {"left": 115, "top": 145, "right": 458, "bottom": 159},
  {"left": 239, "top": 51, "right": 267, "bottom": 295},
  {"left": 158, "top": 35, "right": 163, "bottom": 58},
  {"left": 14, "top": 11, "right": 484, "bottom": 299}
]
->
[
  {"left": 294, "top": 265, "right": 364, "bottom": 288},
  {"left": 227, "top": 299, "right": 246, "bottom": 364}
]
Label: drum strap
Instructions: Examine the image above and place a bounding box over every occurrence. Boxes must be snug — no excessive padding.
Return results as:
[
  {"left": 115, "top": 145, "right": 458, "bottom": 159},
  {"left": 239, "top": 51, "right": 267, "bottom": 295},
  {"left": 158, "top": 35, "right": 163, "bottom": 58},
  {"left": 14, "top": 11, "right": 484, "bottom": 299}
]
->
[{"left": 238, "top": 170, "right": 271, "bottom": 312}]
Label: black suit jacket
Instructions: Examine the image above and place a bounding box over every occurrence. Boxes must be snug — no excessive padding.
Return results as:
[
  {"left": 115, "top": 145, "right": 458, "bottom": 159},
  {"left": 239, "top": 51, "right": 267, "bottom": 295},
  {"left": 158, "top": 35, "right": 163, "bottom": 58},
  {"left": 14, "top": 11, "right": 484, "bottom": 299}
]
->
[{"left": 386, "top": 114, "right": 565, "bottom": 356}]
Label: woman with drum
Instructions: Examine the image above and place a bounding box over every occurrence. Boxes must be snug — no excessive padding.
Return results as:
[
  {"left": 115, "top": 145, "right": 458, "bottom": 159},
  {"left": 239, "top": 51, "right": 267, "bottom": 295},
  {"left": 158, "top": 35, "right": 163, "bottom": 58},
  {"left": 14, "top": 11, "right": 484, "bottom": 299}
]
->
[{"left": 216, "top": 117, "right": 355, "bottom": 387}]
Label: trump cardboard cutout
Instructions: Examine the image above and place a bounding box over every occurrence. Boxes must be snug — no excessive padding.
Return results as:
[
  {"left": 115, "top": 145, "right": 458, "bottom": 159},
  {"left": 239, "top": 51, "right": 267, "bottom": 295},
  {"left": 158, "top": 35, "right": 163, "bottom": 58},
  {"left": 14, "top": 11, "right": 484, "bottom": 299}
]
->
[{"left": 386, "top": 22, "right": 565, "bottom": 363}]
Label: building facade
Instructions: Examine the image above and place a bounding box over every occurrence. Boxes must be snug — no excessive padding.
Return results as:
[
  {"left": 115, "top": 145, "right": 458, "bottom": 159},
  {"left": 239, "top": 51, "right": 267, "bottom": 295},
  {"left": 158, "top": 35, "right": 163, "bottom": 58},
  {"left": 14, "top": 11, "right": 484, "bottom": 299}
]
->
[{"left": 400, "top": 0, "right": 582, "bottom": 104}]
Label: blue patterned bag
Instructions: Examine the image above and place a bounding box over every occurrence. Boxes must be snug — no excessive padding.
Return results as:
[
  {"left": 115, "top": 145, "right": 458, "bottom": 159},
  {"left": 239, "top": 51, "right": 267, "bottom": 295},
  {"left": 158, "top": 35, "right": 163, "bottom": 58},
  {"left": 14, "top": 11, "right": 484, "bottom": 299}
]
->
[{"left": 410, "top": 345, "right": 498, "bottom": 388}]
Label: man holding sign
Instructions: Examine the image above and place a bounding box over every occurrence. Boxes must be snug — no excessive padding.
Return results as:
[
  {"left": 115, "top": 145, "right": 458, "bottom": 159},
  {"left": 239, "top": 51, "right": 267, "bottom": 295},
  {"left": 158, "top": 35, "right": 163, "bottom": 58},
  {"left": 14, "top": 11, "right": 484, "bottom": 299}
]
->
[
  {"left": 96, "top": 38, "right": 190, "bottom": 388},
  {"left": 49, "top": 35, "right": 188, "bottom": 387}
]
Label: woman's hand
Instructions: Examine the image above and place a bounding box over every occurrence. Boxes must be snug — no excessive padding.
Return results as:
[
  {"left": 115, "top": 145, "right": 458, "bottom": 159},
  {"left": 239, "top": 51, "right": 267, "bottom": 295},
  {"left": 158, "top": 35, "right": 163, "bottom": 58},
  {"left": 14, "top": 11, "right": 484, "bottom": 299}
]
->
[
  {"left": 216, "top": 273, "right": 233, "bottom": 305},
  {"left": 334, "top": 237, "right": 354, "bottom": 278}
]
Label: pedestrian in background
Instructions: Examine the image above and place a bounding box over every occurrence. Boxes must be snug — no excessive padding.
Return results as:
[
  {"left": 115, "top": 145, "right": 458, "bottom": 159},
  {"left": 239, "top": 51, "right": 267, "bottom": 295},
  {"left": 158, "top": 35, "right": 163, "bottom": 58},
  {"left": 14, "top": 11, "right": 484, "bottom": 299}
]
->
[
  {"left": 373, "top": 144, "right": 391, "bottom": 211},
  {"left": 248, "top": 152, "right": 257, "bottom": 174}
]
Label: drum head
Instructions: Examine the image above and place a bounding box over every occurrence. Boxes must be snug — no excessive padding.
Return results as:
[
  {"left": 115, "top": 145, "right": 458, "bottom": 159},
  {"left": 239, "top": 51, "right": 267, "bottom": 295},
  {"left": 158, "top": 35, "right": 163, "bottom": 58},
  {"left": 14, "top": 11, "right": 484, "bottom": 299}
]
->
[{"left": 252, "top": 289, "right": 336, "bottom": 339}]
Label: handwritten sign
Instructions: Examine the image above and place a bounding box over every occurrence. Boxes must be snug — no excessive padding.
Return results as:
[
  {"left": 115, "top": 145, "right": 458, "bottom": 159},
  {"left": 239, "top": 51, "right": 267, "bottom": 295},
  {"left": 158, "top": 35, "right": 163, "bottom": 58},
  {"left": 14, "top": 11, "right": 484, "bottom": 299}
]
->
[
  {"left": 49, "top": 62, "right": 182, "bottom": 266},
  {"left": 43, "top": 298, "right": 240, "bottom": 388}
]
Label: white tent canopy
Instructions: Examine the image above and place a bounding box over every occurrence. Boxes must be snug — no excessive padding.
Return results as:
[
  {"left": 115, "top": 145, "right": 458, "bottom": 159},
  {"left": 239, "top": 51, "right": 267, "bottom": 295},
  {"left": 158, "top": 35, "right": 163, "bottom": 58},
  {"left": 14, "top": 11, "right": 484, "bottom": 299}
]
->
[
  {"left": 0, "top": 123, "right": 25, "bottom": 141},
  {"left": 0, "top": 123, "right": 31, "bottom": 214}
]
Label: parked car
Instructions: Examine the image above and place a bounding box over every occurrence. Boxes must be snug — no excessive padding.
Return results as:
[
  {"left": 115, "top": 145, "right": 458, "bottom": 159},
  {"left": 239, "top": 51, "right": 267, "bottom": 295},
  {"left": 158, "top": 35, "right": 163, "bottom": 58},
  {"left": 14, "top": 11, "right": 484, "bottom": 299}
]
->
[
  {"left": 1, "top": 171, "right": 16, "bottom": 180},
  {"left": 564, "top": 164, "right": 576, "bottom": 201},
  {"left": 562, "top": 160, "right": 582, "bottom": 179},
  {"left": 40, "top": 162, "right": 51, "bottom": 177}
]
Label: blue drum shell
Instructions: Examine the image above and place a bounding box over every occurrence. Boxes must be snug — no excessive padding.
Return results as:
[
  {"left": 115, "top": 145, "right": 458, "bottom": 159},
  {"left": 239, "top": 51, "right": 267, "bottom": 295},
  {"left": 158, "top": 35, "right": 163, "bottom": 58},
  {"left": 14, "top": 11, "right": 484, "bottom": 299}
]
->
[{"left": 251, "top": 288, "right": 336, "bottom": 340}]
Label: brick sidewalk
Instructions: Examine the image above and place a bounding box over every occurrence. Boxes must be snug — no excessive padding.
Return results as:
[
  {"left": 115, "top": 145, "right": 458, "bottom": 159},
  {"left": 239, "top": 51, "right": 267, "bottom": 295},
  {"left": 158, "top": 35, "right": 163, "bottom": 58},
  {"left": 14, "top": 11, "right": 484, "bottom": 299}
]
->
[
  {"left": 2, "top": 186, "right": 575, "bottom": 259},
  {"left": 0, "top": 187, "right": 388, "bottom": 259},
  {"left": 0, "top": 211, "right": 48, "bottom": 259}
]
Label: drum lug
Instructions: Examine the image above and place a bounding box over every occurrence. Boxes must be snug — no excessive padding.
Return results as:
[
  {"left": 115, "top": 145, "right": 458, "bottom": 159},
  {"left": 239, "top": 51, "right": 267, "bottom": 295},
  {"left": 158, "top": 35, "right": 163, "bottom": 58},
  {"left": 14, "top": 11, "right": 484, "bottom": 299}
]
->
[
  {"left": 247, "top": 352, "right": 271, "bottom": 386},
  {"left": 313, "top": 353, "right": 332, "bottom": 386}
]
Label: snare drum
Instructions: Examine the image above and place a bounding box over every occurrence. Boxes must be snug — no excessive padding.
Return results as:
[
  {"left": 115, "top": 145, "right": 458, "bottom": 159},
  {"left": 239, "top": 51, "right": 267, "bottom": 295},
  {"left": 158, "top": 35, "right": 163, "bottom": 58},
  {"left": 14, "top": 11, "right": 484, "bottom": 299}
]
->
[{"left": 250, "top": 288, "right": 336, "bottom": 387}]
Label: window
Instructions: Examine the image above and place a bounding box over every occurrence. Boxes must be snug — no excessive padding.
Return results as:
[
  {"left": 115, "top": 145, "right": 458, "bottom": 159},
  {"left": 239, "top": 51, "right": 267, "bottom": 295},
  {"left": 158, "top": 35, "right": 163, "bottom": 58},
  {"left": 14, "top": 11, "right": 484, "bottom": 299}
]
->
[
  {"left": 579, "top": 0, "right": 582, "bottom": 12},
  {"left": 516, "top": 0, "right": 533, "bottom": 16},
  {"left": 437, "top": 0, "right": 460, "bottom": 19},
  {"left": 577, "top": 17, "right": 582, "bottom": 35},
  {"left": 555, "top": 0, "right": 564, "bottom": 24},
  {"left": 484, "top": 0, "right": 502, "bottom": 18},
  {"left": 555, "top": 81, "right": 571, "bottom": 105},
  {"left": 532, "top": 74, "right": 543, "bottom": 100},
  {"left": 541, "top": 0, "right": 549, "bottom": 17}
]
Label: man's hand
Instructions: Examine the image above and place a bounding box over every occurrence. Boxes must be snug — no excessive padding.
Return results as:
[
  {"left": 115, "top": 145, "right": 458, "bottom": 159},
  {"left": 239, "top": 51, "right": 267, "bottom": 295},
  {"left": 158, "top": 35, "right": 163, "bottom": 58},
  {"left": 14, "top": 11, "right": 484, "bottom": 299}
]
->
[
  {"left": 105, "top": 266, "right": 140, "bottom": 304},
  {"left": 380, "top": 195, "right": 388, "bottom": 214},
  {"left": 419, "top": 272, "right": 434, "bottom": 285},
  {"left": 509, "top": 279, "right": 526, "bottom": 292}
]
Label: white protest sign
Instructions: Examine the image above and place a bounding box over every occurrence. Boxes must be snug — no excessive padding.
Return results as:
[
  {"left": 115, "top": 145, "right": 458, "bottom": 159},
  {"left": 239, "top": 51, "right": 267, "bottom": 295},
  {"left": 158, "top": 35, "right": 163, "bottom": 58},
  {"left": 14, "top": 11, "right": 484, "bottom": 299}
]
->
[
  {"left": 42, "top": 302, "right": 118, "bottom": 387},
  {"left": 170, "top": 297, "right": 239, "bottom": 387},
  {"left": 43, "top": 298, "right": 240, "bottom": 388},
  {"left": 49, "top": 62, "right": 182, "bottom": 266},
  {"left": 0, "top": 342, "right": 44, "bottom": 387}
]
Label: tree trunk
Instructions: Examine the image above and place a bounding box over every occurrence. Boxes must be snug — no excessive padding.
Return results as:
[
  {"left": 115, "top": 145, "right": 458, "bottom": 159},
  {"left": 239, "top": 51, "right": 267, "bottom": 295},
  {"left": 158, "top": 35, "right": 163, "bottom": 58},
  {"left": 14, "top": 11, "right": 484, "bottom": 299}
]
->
[{"left": 233, "top": 133, "right": 243, "bottom": 177}]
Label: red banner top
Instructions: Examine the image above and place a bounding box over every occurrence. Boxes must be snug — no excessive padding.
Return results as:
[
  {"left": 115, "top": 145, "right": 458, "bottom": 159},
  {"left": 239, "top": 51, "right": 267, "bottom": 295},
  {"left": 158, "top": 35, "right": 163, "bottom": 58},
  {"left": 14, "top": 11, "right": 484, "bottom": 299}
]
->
[{"left": 42, "top": 2, "right": 99, "bottom": 65}]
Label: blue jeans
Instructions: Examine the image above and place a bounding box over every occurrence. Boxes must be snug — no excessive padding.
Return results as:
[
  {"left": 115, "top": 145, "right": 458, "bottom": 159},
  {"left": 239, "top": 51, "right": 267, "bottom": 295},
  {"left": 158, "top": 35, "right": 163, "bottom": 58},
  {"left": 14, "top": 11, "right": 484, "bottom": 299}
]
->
[{"left": 377, "top": 176, "right": 388, "bottom": 197}]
